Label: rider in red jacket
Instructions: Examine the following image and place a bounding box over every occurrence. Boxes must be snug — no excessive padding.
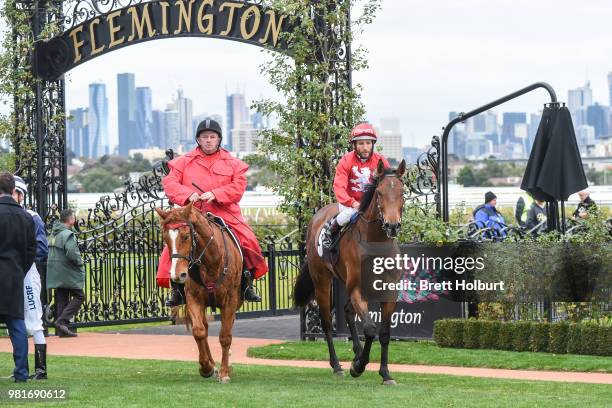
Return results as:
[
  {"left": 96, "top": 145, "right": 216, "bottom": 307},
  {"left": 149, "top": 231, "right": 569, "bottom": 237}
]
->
[
  {"left": 160, "top": 119, "right": 267, "bottom": 306},
  {"left": 321, "top": 123, "right": 390, "bottom": 249}
]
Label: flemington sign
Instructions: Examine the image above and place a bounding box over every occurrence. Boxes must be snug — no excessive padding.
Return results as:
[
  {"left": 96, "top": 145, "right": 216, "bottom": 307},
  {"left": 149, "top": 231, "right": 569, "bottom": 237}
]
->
[{"left": 33, "top": 0, "right": 290, "bottom": 81}]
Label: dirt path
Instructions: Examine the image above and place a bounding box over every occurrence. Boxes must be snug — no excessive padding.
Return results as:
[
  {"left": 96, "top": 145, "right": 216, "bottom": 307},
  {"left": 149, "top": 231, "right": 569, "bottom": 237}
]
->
[{"left": 1, "top": 333, "right": 610, "bottom": 384}]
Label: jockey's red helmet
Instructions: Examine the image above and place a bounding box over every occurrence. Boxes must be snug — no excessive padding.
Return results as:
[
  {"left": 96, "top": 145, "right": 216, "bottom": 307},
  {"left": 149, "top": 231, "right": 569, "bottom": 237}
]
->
[{"left": 350, "top": 123, "right": 377, "bottom": 143}]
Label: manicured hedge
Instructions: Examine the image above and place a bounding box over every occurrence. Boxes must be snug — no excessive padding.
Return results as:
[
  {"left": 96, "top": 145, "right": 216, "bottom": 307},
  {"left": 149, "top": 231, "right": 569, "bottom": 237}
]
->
[{"left": 432, "top": 319, "right": 611, "bottom": 356}]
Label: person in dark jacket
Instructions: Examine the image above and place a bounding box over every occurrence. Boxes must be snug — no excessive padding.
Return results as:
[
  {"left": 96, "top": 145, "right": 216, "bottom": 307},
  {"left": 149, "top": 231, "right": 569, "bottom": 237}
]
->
[
  {"left": 473, "top": 191, "right": 507, "bottom": 238},
  {"left": 13, "top": 175, "right": 49, "bottom": 379},
  {"left": 0, "top": 172, "right": 37, "bottom": 382},
  {"left": 573, "top": 190, "right": 597, "bottom": 220},
  {"left": 525, "top": 199, "right": 547, "bottom": 236},
  {"left": 47, "top": 208, "right": 85, "bottom": 338}
]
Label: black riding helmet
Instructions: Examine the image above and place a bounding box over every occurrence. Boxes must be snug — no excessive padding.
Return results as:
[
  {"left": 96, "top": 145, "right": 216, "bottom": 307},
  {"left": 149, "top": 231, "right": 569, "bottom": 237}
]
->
[{"left": 195, "top": 119, "right": 222, "bottom": 143}]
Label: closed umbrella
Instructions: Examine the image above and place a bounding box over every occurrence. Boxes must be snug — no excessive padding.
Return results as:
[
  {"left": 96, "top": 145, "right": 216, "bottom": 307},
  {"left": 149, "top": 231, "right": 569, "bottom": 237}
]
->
[{"left": 520, "top": 103, "right": 588, "bottom": 231}]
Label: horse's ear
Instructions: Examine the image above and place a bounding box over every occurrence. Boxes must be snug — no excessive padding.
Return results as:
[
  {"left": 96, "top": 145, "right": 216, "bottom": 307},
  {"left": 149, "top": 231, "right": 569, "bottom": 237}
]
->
[
  {"left": 155, "top": 207, "right": 168, "bottom": 220},
  {"left": 376, "top": 159, "right": 385, "bottom": 177},
  {"left": 396, "top": 159, "right": 406, "bottom": 177}
]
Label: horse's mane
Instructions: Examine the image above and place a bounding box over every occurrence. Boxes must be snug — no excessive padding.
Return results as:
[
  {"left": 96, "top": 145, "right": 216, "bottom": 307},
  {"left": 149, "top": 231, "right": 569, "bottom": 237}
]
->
[{"left": 358, "top": 168, "right": 397, "bottom": 212}]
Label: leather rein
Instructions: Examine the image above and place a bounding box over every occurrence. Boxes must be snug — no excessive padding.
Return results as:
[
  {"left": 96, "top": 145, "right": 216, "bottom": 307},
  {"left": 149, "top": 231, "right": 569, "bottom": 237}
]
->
[{"left": 164, "top": 216, "right": 230, "bottom": 296}]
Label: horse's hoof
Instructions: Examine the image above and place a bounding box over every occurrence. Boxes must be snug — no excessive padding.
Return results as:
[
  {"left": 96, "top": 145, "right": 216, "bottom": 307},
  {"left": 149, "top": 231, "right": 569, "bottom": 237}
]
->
[
  {"left": 200, "top": 366, "right": 218, "bottom": 378},
  {"left": 333, "top": 369, "right": 344, "bottom": 377},
  {"left": 382, "top": 379, "right": 398, "bottom": 386},
  {"left": 349, "top": 362, "right": 363, "bottom": 378},
  {"left": 218, "top": 376, "right": 231, "bottom": 384}
]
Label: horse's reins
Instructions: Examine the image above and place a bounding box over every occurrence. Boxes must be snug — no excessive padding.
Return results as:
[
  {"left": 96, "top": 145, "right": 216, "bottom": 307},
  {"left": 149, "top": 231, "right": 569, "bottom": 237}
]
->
[
  {"left": 164, "top": 216, "right": 231, "bottom": 307},
  {"left": 359, "top": 174, "right": 402, "bottom": 226}
]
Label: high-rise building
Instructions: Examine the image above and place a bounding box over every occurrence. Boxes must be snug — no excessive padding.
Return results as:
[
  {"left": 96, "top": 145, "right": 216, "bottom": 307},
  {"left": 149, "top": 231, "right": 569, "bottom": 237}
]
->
[
  {"left": 152, "top": 109, "right": 166, "bottom": 148},
  {"left": 587, "top": 103, "right": 609, "bottom": 139},
  {"left": 466, "top": 136, "right": 492, "bottom": 159},
  {"left": 164, "top": 109, "right": 180, "bottom": 150},
  {"left": 448, "top": 111, "right": 466, "bottom": 158},
  {"left": 233, "top": 125, "right": 260, "bottom": 154},
  {"left": 88, "top": 82, "right": 109, "bottom": 158},
  {"left": 608, "top": 72, "right": 612, "bottom": 107},
  {"left": 528, "top": 113, "right": 542, "bottom": 155},
  {"left": 174, "top": 89, "right": 193, "bottom": 148},
  {"left": 117, "top": 73, "right": 136, "bottom": 157},
  {"left": 226, "top": 92, "right": 249, "bottom": 151},
  {"left": 568, "top": 81, "right": 593, "bottom": 127},
  {"left": 67, "top": 108, "right": 88, "bottom": 158},
  {"left": 501, "top": 112, "right": 526, "bottom": 144},
  {"left": 377, "top": 118, "right": 403, "bottom": 164},
  {"left": 575, "top": 125, "right": 596, "bottom": 156},
  {"left": 135, "top": 87, "right": 153, "bottom": 149},
  {"left": 472, "top": 111, "right": 497, "bottom": 134}
]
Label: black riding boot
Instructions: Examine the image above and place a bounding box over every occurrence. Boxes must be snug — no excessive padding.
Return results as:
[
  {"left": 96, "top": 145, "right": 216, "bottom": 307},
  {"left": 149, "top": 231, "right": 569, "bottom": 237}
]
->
[
  {"left": 322, "top": 217, "right": 341, "bottom": 250},
  {"left": 30, "top": 344, "right": 47, "bottom": 380},
  {"left": 165, "top": 281, "right": 186, "bottom": 307},
  {"left": 241, "top": 270, "right": 261, "bottom": 302}
]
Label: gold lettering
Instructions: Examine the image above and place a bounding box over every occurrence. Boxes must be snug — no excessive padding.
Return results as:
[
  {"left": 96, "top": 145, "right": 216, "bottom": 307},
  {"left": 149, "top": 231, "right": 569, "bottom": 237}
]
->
[
  {"left": 128, "top": 4, "right": 156, "bottom": 41},
  {"left": 159, "top": 2, "right": 170, "bottom": 34},
  {"left": 197, "top": 0, "right": 214, "bottom": 34},
  {"left": 240, "top": 5, "right": 260, "bottom": 40},
  {"left": 69, "top": 25, "right": 85, "bottom": 63},
  {"left": 174, "top": 0, "right": 196, "bottom": 34},
  {"left": 219, "top": 2, "right": 243, "bottom": 36},
  {"left": 107, "top": 10, "right": 125, "bottom": 48},
  {"left": 259, "top": 10, "right": 286, "bottom": 47},
  {"left": 89, "top": 18, "right": 105, "bottom": 56}
]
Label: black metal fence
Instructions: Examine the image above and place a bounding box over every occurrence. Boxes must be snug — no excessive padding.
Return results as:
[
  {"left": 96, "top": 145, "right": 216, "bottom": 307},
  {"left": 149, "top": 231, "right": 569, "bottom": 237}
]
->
[{"left": 41, "top": 167, "right": 301, "bottom": 328}]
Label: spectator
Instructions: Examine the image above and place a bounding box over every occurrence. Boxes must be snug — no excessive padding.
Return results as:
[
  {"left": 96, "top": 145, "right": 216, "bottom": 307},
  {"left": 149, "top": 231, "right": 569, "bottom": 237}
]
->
[
  {"left": 473, "top": 191, "right": 507, "bottom": 238},
  {"left": 13, "top": 175, "right": 49, "bottom": 379},
  {"left": 525, "top": 198, "right": 547, "bottom": 236},
  {"left": 0, "top": 172, "right": 37, "bottom": 382},
  {"left": 47, "top": 208, "right": 84, "bottom": 338},
  {"left": 573, "top": 190, "right": 597, "bottom": 220}
]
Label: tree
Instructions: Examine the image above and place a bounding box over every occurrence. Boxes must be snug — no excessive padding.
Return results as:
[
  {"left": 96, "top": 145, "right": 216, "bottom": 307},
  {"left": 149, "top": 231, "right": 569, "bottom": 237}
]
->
[
  {"left": 457, "top": 166, "right": 477, "bottom": 187},
  {"left": 253, "top": 0, "right": 381, "bottom": 236}
]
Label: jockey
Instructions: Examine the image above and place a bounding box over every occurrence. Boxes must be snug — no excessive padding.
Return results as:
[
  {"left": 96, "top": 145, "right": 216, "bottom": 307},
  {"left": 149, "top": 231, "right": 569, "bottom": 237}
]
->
[
  {"left": 161, "top": 119, "right": 267, "bottom": 306},
  {"left": 321, "top": 122, "right": 391, "bottom": 249},
  {"left": 13, "top": 175, "right": 49, "bottom": 380}
]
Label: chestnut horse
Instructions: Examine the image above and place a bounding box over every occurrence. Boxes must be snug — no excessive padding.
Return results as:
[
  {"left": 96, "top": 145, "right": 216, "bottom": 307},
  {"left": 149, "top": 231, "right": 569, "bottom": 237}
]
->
[
  {"left": 156, "top": 203, "right": 243, "bottom": 383},
  {"left": 294, "top": 159, "right": 406, "bottom": 385}
]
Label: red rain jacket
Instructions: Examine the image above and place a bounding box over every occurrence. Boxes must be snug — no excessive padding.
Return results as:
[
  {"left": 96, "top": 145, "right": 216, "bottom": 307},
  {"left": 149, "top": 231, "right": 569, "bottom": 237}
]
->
[
  {"left": 156, "top": 148, "right": 268, "bottom": 288},
  {"left": 332, "top": 151, "right": 390, "bottom": 207}
]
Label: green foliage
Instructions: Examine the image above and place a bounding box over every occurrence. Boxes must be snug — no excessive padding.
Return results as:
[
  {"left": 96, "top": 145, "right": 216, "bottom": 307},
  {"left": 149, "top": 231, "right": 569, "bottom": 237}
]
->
[
  {"left": 73, "top": 154, "right": 153, "bottom": 192},
  {"left": 479, "top": 320, "right": 501, "bottom": 349},
  {"left": 435, "top": 319, "right": 611, "bottom": 356},
  {"left": 530, "top": 322, "right": 550, "bottom": 352},
  {"left": 455, "top": 160, "right": 527, "bottom": 187},
  {"left": 510, "top": 321, "right": 531, "bottom": 352},
  {"left": 549, "top": 322, "right": 570, "bottom": 354},
  {"left": 252, "top": 0, "right": 381, "bottom": 233},
  {"left": 433, "top": 319, "right": 463, "bottom": 348},
  {"left": 399, "top": 202, "right": 457, "bottom": 243},
  {"left": 462, "top": 319, "right": 481, "bottom": 349},
  {"left": 566, "top": 324, "right": 583, "bottom": 354}
]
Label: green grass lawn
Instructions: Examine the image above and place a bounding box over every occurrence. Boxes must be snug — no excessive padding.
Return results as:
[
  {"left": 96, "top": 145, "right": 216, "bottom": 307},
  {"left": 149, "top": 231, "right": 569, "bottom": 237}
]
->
[
  {"left": 247, "top": 340, "right": 612, "bottom": 373},
  {"left": 0, "top": 353, "right": 610, "bottom": 407}
]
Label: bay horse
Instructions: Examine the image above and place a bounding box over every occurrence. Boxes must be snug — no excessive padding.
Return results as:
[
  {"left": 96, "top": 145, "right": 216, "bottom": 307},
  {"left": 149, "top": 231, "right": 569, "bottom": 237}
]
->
[
  {"left": 294, "top": 159, "right": 406, "bottom": 385},
  {"left": 156, "top": 203, "right": 243, "bottom": 383}
]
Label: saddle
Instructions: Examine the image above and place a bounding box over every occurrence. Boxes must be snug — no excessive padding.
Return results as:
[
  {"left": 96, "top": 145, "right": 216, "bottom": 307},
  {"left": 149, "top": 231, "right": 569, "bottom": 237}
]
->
[
  {"left": 316, "top": 212, "right": 360, "bottom": 265},
  {"left": 206, "top": 212, "right": 243, "bottom": 263}
]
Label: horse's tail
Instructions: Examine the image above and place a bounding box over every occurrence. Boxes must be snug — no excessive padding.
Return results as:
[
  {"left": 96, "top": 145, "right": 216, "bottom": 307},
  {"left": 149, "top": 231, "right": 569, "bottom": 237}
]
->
[{"left": 294, "top": 260, "right": 314, "bottom": 307}]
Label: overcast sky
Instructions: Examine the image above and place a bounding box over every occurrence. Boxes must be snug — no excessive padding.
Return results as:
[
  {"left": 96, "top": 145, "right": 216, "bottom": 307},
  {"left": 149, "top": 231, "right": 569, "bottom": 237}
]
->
[{"left": 4, "top": 0, "right": 612, "bottom": 150}]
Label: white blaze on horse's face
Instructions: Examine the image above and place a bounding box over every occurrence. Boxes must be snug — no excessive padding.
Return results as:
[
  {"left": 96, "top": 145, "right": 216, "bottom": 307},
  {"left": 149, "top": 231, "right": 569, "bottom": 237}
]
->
[{"left": 168, "top": 229, "right": 183, "bottom": 283}]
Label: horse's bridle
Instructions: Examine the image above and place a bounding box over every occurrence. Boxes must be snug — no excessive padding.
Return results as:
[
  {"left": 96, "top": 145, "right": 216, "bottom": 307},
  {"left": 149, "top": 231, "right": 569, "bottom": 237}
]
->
[
  {"left": 164, "top": 217, "right": 231, "bottom": 297},
  {"left": 363, "top": 174, "right": 404, "bottom": 238},
  {"left": 165, "top": 221, "right": 214, "bottom": 272}
]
